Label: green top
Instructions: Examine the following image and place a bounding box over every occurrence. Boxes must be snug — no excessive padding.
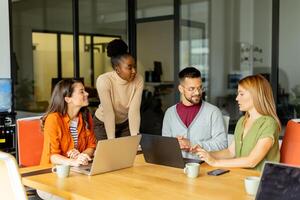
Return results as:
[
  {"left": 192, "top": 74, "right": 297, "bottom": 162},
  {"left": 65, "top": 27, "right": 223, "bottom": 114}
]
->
[{"left": 234, "top": 116, "right": 280, "bottom": 171}]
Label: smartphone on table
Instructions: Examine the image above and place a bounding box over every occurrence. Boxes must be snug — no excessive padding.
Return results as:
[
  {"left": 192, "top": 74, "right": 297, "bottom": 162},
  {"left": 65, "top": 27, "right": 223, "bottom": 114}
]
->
[{"left": 207, "top": 169, "right": 230, "bottom": 176}]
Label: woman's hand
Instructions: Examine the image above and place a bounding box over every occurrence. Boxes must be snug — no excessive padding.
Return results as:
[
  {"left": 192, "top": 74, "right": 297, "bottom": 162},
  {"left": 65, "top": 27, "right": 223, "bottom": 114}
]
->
[
  {"left": 67, "top": 149, "right": 80, "bottom": 159},
  {"left": 196, "top": 149, "right": 217, "bottom": 166},
  {"left": 189, "top": 144, "right": 203, "bottom": 154},
  {"left": 76, "top": 153, "right": 92, "bottom": 166}
]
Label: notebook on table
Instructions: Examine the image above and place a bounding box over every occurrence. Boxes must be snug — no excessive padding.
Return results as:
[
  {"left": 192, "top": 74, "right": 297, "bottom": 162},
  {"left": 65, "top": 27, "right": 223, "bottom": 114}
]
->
[
  {"left": 255, "top": 162, "right": 300, "bottom": 200},
  {"left": 140, "top": 134, "right": 203, "bottom": 169},
  {"left": 71, "top": 135, "right": 141, "bottom": 176}
]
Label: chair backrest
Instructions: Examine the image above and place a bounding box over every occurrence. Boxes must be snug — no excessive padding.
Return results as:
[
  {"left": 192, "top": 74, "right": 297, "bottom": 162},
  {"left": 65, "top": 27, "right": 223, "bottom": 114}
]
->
[
  {"left": 17, "top": 116, "right": 44, "bottom": 167},
  {"left": 223, "top": 115, "right": 230, "bottom": 133},
  {"left": 0, "top": 151, "right": 27, "bottom": 200},
  {"left": 280, "top": 119, "right": 300, "bottom": 165},
  {"left": 223, "top": 115, "right": 232, "bottom": 146}
]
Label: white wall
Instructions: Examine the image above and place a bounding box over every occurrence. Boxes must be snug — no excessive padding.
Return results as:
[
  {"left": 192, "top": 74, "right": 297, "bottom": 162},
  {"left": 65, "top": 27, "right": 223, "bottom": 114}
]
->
[
  {"left": 210, "top": 0, "right": 273, "bottom": 104},
  {"left": 279, "top": 0, "right": 300, "bottom": 93},
  {"left": 253, "top": 0, "right": 272, "bottom": 69},
  {"left": 239, "top": 0, "right": 254, "bottom": 44},
  {"left": 210, "top": 0, "right": 226, "bottom": 104},
  {"left": 137, "top": 20, "right": 174, "bottom": 81},
  {"left": 0, "top": 0, "right": 11, "bottom": 78}
]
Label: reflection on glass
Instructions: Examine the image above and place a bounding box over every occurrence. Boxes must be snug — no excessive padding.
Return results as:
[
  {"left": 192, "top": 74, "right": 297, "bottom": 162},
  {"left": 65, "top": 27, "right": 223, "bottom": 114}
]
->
[
  {"left": 278, "top": 0, "right": 300, "bottom": 125},
  {"left": 61, "top": 34, "right": 74, "bottom": 78},
  {"left": 180, "top": 0, "right": 209, "bottom": 100},
  {"left": 79, "top": 36, "right": 91, "bottom": 87},
  {"left": 28, "top": 32, "right": 57, "bottom": 111},
  {"left": 12, "top": 0, "right": 127, "bottom": 113}
]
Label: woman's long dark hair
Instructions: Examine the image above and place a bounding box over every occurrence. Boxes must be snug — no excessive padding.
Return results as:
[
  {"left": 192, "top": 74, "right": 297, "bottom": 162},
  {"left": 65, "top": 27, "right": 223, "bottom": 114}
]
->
[{"left": 42, "top": 79, "right": 90, "bottom": 129}]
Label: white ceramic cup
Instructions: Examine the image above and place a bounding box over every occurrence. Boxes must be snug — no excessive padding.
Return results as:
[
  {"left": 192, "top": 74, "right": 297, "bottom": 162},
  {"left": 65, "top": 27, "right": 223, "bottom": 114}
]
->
[
  {"left": 52, "top": 164, "right": 70, "bottom": 178},
  {"left": 183, "top": 162, "right": 200, "bottom": 178},
  {"left": 244, "top": 176, "right": 260, "bottom": 196}
]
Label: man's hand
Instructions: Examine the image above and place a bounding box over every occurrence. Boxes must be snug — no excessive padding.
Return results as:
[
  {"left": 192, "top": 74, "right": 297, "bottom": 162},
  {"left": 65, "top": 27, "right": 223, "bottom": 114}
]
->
[{"left": 176, "top": 136, "right": 191, "bottom": 152}]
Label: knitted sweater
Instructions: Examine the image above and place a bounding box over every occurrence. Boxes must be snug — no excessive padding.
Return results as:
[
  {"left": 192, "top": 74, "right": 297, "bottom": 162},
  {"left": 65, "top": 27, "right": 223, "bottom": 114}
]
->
[
  {"left": 95, "top": 71, "right": 144, "bottom": 139},
  {"left": 162, "top": 101, "right": 228, "bottom": 159}
]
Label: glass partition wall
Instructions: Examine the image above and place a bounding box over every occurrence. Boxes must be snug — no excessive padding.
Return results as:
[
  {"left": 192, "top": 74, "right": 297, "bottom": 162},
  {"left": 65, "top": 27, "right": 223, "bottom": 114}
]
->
[
  {"left": 11, "top": 0, "right": 127, "bottom": 112},
  {"left": 278, "top": 0, "right": 300, "bottom": 124},
  {"left": 32, "top": 32, "right": 119, "bottom": 107},
  {"left": 180, "top": 0, "right": 209, "bottom": 100},
  {"left": 137, "top": 0, "right": 210, "bottom": 109},
  {"left": 209, "top": 0, "right": 273, "bottom": 132},
  {"left": 10, "top": 0, "right": 297, "bottom": 134}
]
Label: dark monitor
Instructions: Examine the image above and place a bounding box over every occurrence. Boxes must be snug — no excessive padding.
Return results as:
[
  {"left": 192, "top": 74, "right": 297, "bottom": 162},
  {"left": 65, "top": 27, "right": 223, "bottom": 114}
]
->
[
  {"left": 227, "top": 73, "right": 241, "bottom": 89},
  {"left": 256, "top": 162, "right": 300, "bottom": 200},
  {"left": 0, "top": 78, "right": 12, "bottom": 113},
  {"left": 153, "top": 61, "right": 162, "bottom": 82}
]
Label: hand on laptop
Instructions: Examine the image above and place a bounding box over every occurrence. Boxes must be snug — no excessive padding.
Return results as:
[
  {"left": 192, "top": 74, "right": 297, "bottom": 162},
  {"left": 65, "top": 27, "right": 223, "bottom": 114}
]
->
[
  {"left": 177, "top": 136, "right": 191, "bottom": 152},
  {"left": 67, "top": 149, "right": 80, "bottom": 159},
  {"left": 76, "top": 153, "right": 92, "bottom": 165},
  {"left": 196, "top": 148, "right": 216, "bottom": 166},
  {"left": 189, "top": 144, "right": 202, "bottom": 154}
]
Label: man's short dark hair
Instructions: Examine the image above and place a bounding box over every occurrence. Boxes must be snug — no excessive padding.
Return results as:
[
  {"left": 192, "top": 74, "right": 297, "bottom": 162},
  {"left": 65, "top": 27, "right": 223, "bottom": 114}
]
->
[{"left": 178, "top": 67, "right": 201, "bottom": 81}]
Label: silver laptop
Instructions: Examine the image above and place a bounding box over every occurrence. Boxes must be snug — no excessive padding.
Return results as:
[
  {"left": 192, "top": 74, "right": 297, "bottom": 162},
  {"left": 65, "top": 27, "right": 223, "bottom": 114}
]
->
[
  {"left": 255, "top": 162, "right": 300, "bottom": 200},
  {"left": 71, "top": 135, "right": 141, "bottom": 176}
]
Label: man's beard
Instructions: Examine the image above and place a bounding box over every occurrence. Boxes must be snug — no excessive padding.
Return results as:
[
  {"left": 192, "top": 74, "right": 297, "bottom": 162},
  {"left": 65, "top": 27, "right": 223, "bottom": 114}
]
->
[{"left": 184, "top": 94, "right": 201, "bottom": 105}]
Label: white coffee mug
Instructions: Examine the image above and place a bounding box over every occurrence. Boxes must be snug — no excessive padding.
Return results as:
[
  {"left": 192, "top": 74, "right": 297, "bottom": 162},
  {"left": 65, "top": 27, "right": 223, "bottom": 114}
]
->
[
  {"left": 52, "top": 164, "right": 70, "bottom": 178},
  {"left": 244, "top": 176, "right": 260, "bottom": 196},
  {"left": 183, "top": 162, "right": 200, "bottom": 178}
]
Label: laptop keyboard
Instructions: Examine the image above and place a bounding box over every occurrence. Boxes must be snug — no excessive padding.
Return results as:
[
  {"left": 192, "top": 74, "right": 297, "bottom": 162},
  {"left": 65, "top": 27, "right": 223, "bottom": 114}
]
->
[{"left": 75, "top": 163, "right": 92, "bottom": 172}]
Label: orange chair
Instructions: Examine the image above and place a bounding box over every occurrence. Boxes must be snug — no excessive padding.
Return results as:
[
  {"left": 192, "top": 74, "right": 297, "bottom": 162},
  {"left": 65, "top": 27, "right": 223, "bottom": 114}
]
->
[
  {"left": 280, "top": 119, "right": 300, "bottom": 165},
  {"left": 17, "top": 116, "right": 44, "bottom": 167}
]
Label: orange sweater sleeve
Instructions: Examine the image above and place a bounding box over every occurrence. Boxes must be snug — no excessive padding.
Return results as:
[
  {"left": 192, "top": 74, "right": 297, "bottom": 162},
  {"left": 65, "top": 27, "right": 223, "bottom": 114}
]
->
[
  {"left": 40, "top": 113, "right": 62, "bottom": 164},
  {"left": 44, "top": 114, "right": 62, "bottom": 155}
]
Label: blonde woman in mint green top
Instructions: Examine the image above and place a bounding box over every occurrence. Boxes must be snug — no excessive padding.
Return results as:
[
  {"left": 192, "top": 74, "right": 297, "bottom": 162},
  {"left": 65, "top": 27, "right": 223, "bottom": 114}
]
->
[{"left": 191, "top": 74, "right": 281, "bottom": 171}]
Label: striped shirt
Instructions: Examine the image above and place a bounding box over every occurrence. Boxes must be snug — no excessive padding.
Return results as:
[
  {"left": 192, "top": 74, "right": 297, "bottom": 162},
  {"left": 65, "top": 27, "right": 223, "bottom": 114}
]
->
[{"left": 69, "top": 118, "right": 79, "bottom": 148}]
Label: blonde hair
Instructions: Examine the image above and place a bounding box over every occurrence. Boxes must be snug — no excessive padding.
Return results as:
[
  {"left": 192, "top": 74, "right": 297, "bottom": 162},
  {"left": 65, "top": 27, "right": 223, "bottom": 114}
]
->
[{"left": 238, "top": 74, "right": 281, "bottom": 132}]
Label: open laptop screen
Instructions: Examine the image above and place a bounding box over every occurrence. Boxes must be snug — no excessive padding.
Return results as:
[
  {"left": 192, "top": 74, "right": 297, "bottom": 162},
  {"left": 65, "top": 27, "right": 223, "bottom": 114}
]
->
[
  {"left": 140, "top": 134, "right": 203, "bottom": 169},
  {"left": 256, "top": 162, "right": 300, "bottom": 200}
]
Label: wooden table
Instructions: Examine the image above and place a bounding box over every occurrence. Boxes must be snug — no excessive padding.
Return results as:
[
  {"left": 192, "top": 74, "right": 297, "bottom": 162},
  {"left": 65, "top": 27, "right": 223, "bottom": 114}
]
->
[{"left": 20, "top": 155, "right": 260, "bottom": 200}]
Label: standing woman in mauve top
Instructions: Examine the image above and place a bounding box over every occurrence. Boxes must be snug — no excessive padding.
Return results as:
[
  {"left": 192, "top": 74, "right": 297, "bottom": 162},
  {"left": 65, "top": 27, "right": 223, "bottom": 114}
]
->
[{"left": 93, "top": 39, "right": 144, "bottom": 140}]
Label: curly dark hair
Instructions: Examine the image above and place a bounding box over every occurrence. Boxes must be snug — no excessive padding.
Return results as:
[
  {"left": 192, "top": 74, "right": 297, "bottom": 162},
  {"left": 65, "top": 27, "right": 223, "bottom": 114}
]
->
[{"left": 106, "top": 39, "right": 132, "bottom": 69}]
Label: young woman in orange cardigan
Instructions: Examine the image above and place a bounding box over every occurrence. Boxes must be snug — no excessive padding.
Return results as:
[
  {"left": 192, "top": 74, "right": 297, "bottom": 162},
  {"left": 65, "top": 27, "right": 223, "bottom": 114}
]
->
[{"left": 40, "top": 79, "right": 96, "bottom": 167}]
